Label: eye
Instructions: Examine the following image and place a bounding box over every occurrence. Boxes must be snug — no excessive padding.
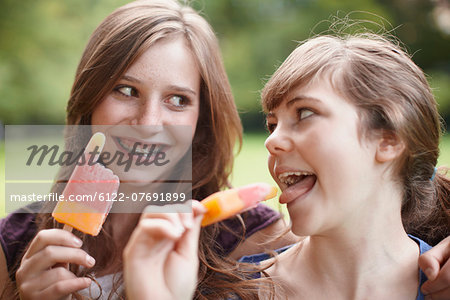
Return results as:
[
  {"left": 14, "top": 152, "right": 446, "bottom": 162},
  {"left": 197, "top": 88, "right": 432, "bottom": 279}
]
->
[
  {"left": 114, "top": 85, "right": 138, "bottom": 98},
  {"left": 298, "top": 108, "right": 314, "bottom": 120},
  {"left": 166, "top": 95, "right": 190, "bottom": 108},
  {"left": 266, "top": 122, "right": 277, "bottom": 134}
]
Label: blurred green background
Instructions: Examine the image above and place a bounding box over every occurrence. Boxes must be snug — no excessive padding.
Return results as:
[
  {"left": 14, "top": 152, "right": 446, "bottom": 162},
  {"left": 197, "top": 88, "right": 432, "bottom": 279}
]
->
[{"left": 1, "top": 0, "right": 450, "bottom": 217}]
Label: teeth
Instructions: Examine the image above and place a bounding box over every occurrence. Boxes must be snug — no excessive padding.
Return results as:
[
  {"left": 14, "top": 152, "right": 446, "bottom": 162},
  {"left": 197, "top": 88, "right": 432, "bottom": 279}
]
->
[
  {"left": 278, "top": 171, "right": 313, "bottom": 186},
  {"left": 117, "top": 138, "right": 164, "bottom": 155}
]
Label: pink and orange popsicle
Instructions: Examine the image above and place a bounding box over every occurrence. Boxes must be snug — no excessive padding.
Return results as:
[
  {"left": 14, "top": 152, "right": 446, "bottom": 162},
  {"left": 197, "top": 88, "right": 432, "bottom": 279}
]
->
[
  {"left": 52, "top": 132, "right": 120, "bottom": 236},
  {"left": 200, "top": 183, "right": 278, "bottom": 227}
]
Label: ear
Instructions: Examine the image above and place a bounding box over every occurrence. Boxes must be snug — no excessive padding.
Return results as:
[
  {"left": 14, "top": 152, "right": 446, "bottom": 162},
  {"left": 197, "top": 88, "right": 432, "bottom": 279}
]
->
[{"left": 375, "top": 131, "right": 405, "bottom": 163}]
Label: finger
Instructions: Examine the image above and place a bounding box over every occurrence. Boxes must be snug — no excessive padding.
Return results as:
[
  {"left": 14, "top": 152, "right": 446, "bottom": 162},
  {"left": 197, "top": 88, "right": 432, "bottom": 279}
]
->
[
  {"left": 139, "top": 218, "right": 185, "bottom": 241},
  {"left": 419, "top": 236, "right": 450, "bottom": 282},
  {"left": 421, "top": 259, "right": 450, "bottom": 295},
  {"left": 425, "top": 287, "right": 450, "bottom": 300},
  {"left": 177, "top": 200, "right": 207, "bottom": 230},
  {"left": 178, "top": 201, "right": 196, "bottom": 229},
  {"left": 21, "top": 246, "right": 95, "bottom": 276},
  {"left": 37, "top": 277, "right": 92, "bottom": 300},
  {"left": 191, "top": 200, "right": 207, "bottom": 217},
  {"left": 142, "top": 205, "right": 186, "bottom": 235},
  {"left": 24, "top": 229, "right": 83, "bottom": 259},
  {"left": 20, "top": 267, "right": 78, "bottom": 293},
  {"left": 124, "top": 219, "right": 178, "bottom": 269},
  {"left": 175, "top": 202, "right": 205, "bottom": 258}
]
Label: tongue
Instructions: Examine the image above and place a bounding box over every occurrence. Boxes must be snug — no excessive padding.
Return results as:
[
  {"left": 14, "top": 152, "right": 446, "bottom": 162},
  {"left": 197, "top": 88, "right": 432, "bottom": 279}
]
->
[{"left": 279, "top": 175, "right": 316, "bottom": 204}]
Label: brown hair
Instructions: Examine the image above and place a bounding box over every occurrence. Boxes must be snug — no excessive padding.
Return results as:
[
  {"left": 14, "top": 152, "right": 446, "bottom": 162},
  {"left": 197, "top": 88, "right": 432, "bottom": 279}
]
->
[
  {"left": 262, "top": 33, "right": 450, "bottom": 245},
  {"left": 6, "top": 0, "right": 269, "bottom": 299}
]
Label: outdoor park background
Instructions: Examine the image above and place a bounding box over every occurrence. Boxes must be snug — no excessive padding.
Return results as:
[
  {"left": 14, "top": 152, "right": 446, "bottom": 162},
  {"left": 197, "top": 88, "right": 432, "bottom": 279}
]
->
[{"left": 1, "top": 0, "right": 450, "bottom": 217}]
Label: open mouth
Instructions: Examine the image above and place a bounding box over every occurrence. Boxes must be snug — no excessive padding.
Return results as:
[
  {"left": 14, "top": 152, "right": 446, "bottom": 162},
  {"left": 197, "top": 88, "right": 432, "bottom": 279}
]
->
[
  {"left": 278, "top": 171, "right": 316, "bottom": 187},
  {"left": 113, "top": 136, "right": 168, "bottom": 155},
  {"left": 277, "top": 171, "right": 317, "bottom": 204}
]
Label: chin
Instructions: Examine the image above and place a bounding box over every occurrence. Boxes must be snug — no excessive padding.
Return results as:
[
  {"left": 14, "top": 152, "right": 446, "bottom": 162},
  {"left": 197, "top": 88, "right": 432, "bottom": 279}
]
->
[{"left": 289, "top": 212, "right": 320, "bottom": 237}]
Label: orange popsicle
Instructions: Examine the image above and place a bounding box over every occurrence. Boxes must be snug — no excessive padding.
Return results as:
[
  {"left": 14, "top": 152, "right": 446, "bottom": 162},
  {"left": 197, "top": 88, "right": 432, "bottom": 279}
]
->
[
  {"left": 201, "top": 183, "right": 278, "bottom": 227},
  {"left": 52, "top": 132, "right": 120, "bottom": 236}
]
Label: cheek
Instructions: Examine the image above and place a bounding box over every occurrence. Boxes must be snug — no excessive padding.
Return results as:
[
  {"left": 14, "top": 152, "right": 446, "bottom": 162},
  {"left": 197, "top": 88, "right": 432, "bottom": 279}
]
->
[
  {"left": 91, "top": 98, "right": 116, "bottom": 125},
  {"left": 267, "top": 155, "right": 276, "bottom": 180},
  {"left": 172, "top": 111, "right": 199, "bottom": 147},
  {"left": 91, "top": 97, "right": 136, "bottom": 125}
]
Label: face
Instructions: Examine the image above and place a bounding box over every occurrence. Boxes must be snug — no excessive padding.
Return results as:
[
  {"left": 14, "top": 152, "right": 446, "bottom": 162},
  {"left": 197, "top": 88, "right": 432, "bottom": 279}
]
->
[
  {"left": 265, "top": 78, "right": 381, "bottom": 236},
  {"left": 91, "top": 36, "right": 201, "bottom": 185}
]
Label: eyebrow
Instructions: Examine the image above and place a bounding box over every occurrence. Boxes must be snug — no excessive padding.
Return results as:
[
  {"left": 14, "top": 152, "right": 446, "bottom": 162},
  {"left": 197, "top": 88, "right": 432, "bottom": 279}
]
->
[
  {"left": 121, "top": 75, "right": 141, "bottom": 84},
  {"left": 286, "top": 95, "right": 322, "bottom": 108},
  {"left": 120, "top": 75, "right": 198, "bottom": 97},
  {"left": 266, "top": 95, "right": 322, "bottom": 118},
  {"left": 167, "top": 85, "right": 197, "bottom": 97}
]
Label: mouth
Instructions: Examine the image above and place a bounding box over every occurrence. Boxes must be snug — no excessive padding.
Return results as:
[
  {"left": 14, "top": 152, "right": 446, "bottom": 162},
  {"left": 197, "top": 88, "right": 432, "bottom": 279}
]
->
[
  {"left": 113, "top": 136, "right": 169, "bottom": 155},
  {"left": 277, "top": 171, "right": 317, "bottom": 204},
  {"left": 278, "top": 171, "right": 315, "bottom": 187}
]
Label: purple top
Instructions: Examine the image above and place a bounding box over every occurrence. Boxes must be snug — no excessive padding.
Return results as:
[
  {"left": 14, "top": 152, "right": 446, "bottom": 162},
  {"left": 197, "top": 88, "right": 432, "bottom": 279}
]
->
[
  {"left": 0, "top": 203, "right": 280, "bottom": 281},
  {"left": 0, "top": 207, "right": 38, "bottom": 281}
]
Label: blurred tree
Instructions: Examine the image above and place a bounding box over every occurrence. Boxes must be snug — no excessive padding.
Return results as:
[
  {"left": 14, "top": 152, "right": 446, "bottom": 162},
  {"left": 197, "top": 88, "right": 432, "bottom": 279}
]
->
[
  {"left": 0, "top": 0, "right": 126, "bottom": 124},
  {"left": 194, "top": 0, "right": 450, "bottom": 131},
  {"left": 0, "top": 0, "right": 449, "bottom": 131}
]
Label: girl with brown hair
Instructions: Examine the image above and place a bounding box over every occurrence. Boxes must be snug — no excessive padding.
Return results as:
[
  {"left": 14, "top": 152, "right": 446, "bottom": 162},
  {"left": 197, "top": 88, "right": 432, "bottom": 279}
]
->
[
  {"left": 259, "top": 33, "right": 450, "bottom": 299},
  {"left": 0, "top": 0, "right": 292, "bottom": 299},
  {"left": 126, "top": 32, "right": 450, "bottom": 299}
]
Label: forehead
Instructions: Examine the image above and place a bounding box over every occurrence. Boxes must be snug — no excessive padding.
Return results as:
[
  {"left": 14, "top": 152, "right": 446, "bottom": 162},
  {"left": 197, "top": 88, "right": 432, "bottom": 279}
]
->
[
  {"left": 126, "top": 36, "right": 200, "bottom": 86},
  {"left": 266, "top": 77, "right": 355, "bottom": 117}
]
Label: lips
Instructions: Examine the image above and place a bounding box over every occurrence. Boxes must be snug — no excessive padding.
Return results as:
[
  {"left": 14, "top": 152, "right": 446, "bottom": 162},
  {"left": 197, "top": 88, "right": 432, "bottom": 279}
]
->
[
  {"left": 113, "top": 136, "right": 168, "bottom": 156},
  {"left": 278, "top": 174, "right": 316, "bottom": 204}
]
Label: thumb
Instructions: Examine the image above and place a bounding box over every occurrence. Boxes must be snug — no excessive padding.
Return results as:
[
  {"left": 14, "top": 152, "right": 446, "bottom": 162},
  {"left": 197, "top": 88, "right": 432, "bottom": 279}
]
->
[
  {"left": 176, "top": 201, "right": 205, "bottom": 258},
  {"left": 419, "top": 236, "right": 450, "bottom": 281}
]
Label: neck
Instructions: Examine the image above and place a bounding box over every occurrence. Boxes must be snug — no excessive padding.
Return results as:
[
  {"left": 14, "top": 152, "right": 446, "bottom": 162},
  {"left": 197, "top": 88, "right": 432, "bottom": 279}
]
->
[{"left": 275, "top": 188, "right": 420, "bottom": 299}]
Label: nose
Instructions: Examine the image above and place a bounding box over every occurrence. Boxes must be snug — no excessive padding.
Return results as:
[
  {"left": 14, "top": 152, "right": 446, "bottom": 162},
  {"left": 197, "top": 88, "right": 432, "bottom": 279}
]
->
[
  {"left": 131, "top": 98, "right": 163, "bottom": 127},
  {"left": 264, "top": 125, "right": 294, "bottom": 155}
]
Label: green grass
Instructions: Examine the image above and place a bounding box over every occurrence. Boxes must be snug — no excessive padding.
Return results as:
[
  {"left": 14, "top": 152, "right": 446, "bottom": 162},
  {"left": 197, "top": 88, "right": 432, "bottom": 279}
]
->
[
  {"left": 0, "top": 143, "right": 3, "bottom": 218},
  {"left": 438, "top": 134, "right": 450, "bottom": 166},
  {"left": 1, "top": 133, "right": 450, "bottom": 219}
]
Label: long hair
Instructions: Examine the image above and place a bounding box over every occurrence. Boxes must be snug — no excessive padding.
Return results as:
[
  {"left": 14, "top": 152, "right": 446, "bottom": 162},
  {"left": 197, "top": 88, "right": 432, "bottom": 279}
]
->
[
  {"left": 261, "top": 33, "right": 449, "bottom": 245},
  {"left": 6, "top": 1, "right": 269, "bottom": 299}
]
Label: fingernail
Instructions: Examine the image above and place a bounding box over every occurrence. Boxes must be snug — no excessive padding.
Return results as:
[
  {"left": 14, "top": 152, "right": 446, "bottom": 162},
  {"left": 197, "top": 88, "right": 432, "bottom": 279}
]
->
[
  {"left": 86, "top": 255, "right": 96, "bottom": 266},
  {"left": 73, "top": 237, "right": 83, "bottom": 247}
]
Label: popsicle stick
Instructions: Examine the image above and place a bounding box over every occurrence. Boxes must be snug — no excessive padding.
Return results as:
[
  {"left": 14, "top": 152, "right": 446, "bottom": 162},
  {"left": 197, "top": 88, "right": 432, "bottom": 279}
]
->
[
  {"left": 59, "top": 224, "right": 74, "bottom": 270},
  {"left": 63, "top": 224, "right": 73, "bottom": 233}
]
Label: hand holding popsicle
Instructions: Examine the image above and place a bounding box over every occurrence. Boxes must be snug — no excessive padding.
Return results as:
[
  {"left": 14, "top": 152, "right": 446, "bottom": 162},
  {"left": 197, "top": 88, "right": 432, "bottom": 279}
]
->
[
  {"left": 123, "top": 184, "right": 276, "bottom": 300},
  {"left": 124, "top": 201, "right": 205, "bottom": 300},
  {"left": 15, "top": 229, "right": 94, "bottom": 300},
  {"left": 52, "top": 132, "right": 120, "bottom": 236}
]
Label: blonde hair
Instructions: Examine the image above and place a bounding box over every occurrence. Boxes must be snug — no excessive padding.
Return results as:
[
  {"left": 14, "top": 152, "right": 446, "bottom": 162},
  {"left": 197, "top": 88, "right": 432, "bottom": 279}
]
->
[{"left": 262, "top": 33, "right": 449, "bottom": 244}]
